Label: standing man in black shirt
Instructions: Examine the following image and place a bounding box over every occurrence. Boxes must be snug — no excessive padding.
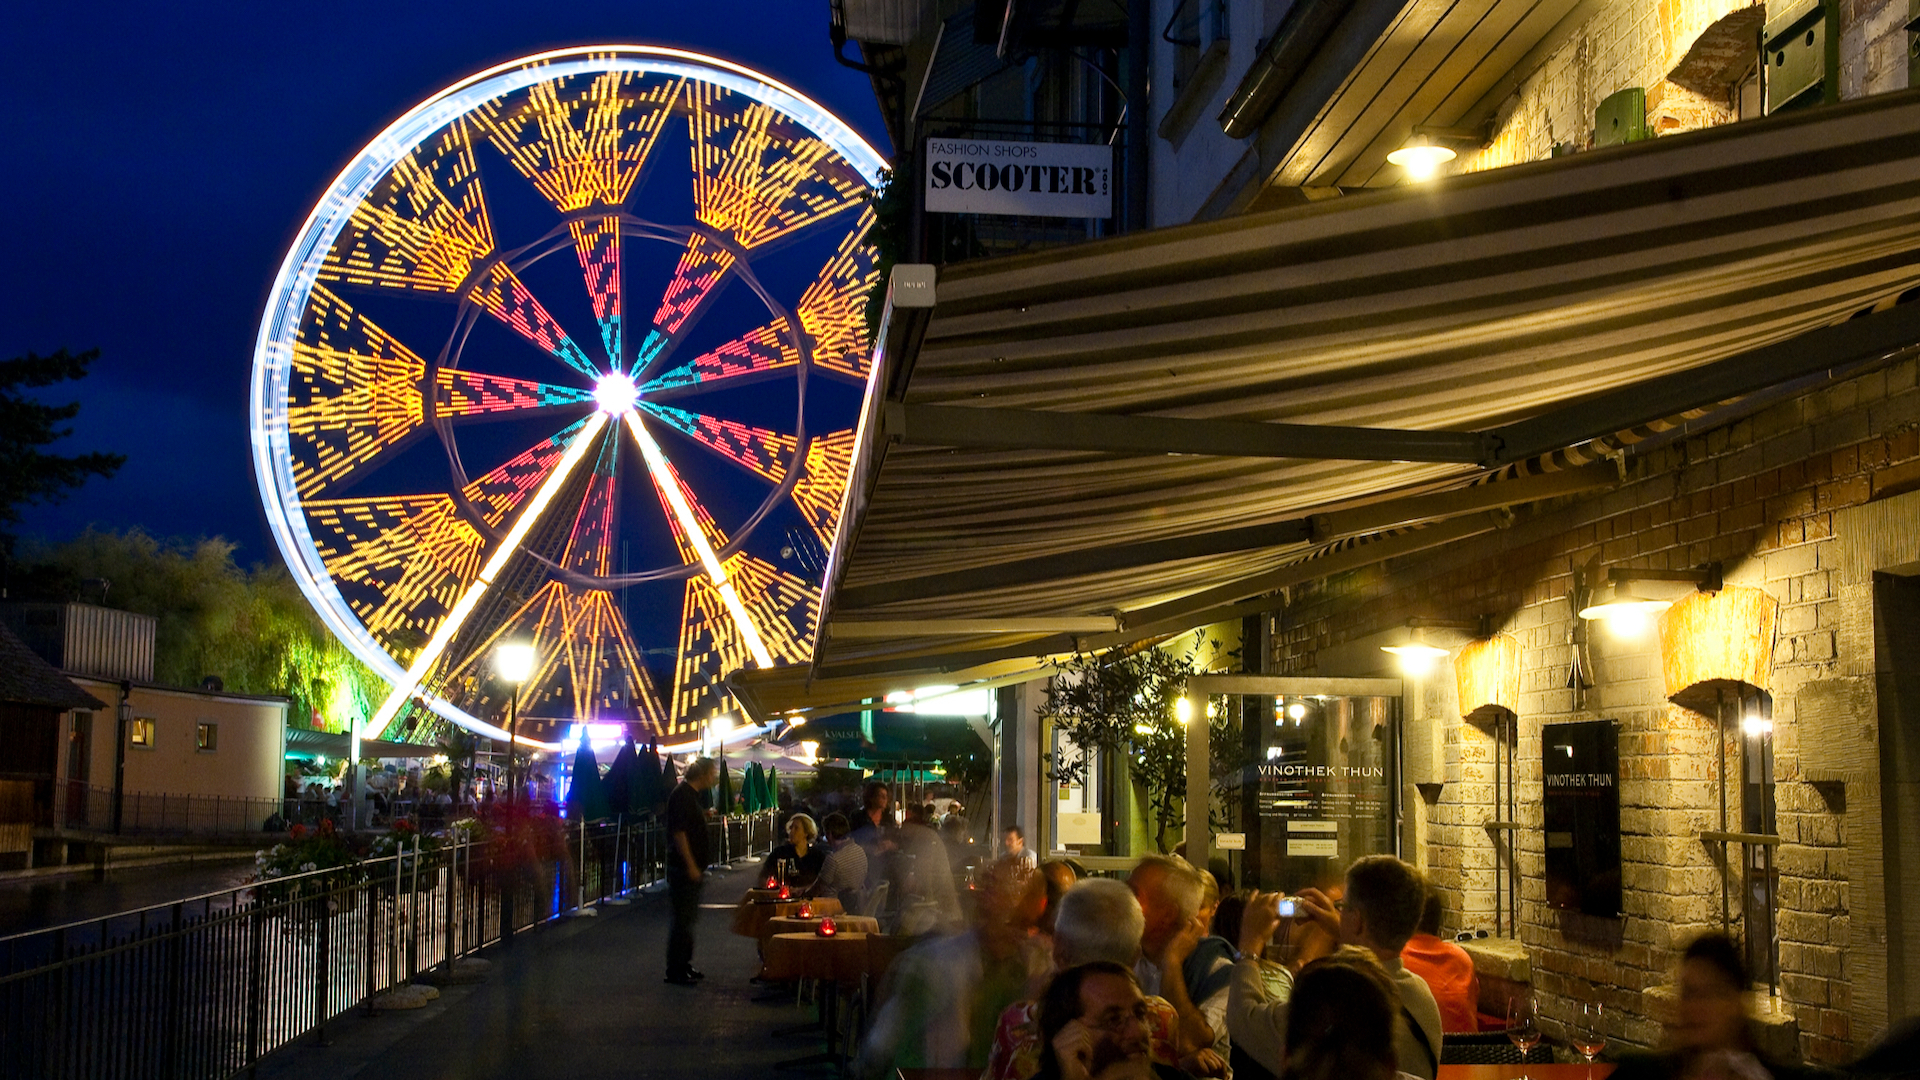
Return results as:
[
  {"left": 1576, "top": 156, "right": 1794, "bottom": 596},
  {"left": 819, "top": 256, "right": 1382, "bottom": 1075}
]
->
[{"left": 665, "top": 756, "right": 718, "bottom": 985}]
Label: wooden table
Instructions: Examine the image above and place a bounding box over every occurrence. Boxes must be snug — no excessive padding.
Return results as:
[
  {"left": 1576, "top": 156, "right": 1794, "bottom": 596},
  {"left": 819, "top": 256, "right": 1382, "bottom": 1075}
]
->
[
  {"left": 766, "top": 914, "right": 880, "bottom": 938},
  {"left": 764, "top": 931, "right": 876, "bottom": 984},
  {"left": 729, "top": 893, "right": 844, "bottom": 939},
  {"left": 1439, "top": 1066, "right": 1615, "bottom": 1080}
]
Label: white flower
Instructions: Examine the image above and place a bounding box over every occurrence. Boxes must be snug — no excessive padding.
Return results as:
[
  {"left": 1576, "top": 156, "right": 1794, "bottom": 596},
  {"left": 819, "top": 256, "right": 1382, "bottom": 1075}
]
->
[{"left": 300, "top": 862, "right": 317, "bottom": 872}]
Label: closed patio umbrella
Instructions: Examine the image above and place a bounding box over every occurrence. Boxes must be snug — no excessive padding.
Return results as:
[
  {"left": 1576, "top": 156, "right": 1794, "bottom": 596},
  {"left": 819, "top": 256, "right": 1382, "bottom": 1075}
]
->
[{"left": 566, "top": 743, "right": 609, "bottom": 821}]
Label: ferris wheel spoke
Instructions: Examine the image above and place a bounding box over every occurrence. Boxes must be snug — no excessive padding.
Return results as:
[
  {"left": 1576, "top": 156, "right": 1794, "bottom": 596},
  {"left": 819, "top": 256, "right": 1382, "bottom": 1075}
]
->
[
  {"left": 433, "top": 368, "right": 594, "bottom": 419},
  {"left": 630, "top": 231, "right": 739, "bottom": 380},
  {"left": 638, "top": 318, "right": 797, "bottom": 396},
  {"left": 622, "top": 412, "right": 775, "bottom": 669},
  {"left": 287, "top": 285, "right": 437, "bottom": 498},
  {"left": 789, "top": 428, "right": 857, "bottom": 549},
  {"left": 472, "top": 70, "right": 684, "bottom": 372},
  {"left": 638, "top": 402, "right": 795, "bottom": 483},
  {"left": 685, "top": 80, "right": 871, "bottom": 251},
  {"left": 360, "top": 410, "right": 611, "bottom": 739}
]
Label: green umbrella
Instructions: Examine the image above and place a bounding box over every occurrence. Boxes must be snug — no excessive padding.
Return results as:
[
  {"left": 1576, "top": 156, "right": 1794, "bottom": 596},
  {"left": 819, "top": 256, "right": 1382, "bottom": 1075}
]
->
[
  {"left": 566, "top": 743, "right": 609, "bottom": 821},
  {"left": 716, "top": 758, "right": 734, "bottom": 817},
  {"left": 748, "top": 762, "right": 766, "bottom": 812},
  {"left": 766, "top": 764, "right": 779, "bottom": 812}
]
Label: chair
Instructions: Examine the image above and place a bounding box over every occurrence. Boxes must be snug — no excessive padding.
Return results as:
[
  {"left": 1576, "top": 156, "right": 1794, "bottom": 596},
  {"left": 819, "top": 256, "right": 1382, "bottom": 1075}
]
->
[
  {"left": 1440, "top": 1031, "right": 1555, "bottom": 1065},
  {"left": 855, "top": 880, "right": 890, "bottom": 918}
]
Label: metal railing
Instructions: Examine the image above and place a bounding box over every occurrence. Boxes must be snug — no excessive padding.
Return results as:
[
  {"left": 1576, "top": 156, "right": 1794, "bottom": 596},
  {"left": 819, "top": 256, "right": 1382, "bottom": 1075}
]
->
[
  {"left": 0, "top": 813, "right": 781, "bottom": 1079},
  {"left": 45, "top": 778, "right": 283, "bottom": 837}
]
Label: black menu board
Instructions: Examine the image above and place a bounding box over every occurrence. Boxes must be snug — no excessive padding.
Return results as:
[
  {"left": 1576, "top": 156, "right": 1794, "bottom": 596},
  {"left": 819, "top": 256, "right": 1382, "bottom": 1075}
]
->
[{"left": 1542, "top": 718, "right": 1622, "bottom": 917}]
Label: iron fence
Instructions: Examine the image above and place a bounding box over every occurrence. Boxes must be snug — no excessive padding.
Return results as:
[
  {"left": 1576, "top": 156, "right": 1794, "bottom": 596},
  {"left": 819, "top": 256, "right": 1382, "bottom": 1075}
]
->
[
  {"left": 46, "top": 779, "right": 283, "bottom": 837},
  {"left": 0, "top": 812, "right": 776, "bottom": 1079}
]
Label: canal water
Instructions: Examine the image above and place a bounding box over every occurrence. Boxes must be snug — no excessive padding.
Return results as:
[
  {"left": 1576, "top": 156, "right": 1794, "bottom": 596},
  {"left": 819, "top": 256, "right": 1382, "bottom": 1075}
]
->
[{"left": 0, "top": 857, "right": 258, "bottom": 937}]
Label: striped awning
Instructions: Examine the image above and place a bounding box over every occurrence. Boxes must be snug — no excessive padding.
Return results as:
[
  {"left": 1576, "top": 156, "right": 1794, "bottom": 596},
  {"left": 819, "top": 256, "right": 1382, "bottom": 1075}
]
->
[{"left": 772, "top": 89, "right": 1920, "bottom": 706}]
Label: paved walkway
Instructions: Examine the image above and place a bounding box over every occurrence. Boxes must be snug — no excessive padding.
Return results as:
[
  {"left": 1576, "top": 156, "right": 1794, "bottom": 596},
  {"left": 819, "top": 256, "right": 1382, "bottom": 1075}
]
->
[{"left": 257, "top": 864, "right": 830, "bottom": 1080}]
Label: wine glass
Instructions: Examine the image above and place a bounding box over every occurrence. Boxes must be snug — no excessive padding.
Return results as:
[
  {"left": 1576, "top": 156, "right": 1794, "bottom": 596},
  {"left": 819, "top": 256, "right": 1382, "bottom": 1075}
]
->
[
  {"left": 1506, "top": 993, "right": 1542, "bottom": 1079},
  {"left": 1572, "top": 1001, "right": 1608, "bottom": 1078}
]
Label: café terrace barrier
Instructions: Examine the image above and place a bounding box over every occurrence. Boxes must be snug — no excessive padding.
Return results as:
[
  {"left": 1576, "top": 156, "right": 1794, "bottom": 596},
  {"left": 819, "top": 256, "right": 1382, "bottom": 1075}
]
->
[{"left": 0, "top": 810, "right": 777, "bottom": 1080}]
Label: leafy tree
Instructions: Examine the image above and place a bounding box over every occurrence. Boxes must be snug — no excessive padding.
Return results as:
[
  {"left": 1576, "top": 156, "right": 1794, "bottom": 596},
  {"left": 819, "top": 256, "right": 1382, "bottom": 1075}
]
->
[
  {"left": 1043, "top": 635, "right": 1245, "bottom": 853},
  {"left": 0, "top": 349, "right": 123, "bottom": 553},
  {"left": 13, "top": 527, "right": 388, "bottom": 732}
]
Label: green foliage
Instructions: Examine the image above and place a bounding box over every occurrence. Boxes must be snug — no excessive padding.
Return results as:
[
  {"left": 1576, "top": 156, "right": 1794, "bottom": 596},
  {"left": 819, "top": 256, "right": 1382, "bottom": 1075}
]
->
[
  {"left": 862, "top": 165, "right": 910, "bottom": 340},
  {"left": 1043, "top": 636, "right": 1242, "bottom": 853},
  {"left": 0, "top": 348, "right": 124, "bottom": 553},
  {"left": 13, "top": 527, "right": 387, "bottom": 731}
]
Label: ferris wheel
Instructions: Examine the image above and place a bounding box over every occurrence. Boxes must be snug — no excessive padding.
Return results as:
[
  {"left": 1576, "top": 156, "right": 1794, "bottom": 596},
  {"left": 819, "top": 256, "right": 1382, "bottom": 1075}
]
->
[{"left": 250, "top": 47, "right": 885, "bottom": 748}]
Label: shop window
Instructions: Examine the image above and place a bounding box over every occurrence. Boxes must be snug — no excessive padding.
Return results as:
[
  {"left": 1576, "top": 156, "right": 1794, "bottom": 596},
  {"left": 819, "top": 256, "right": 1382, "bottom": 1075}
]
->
[
  {"left": 129, "top": 718, "right": 155, "bottom": 748},
  {"left": 1164, "top": 0, "right": 1230, "bottom": 95},
  {"left": 196, "top": 722, "right": 218, "bottom": 752}
]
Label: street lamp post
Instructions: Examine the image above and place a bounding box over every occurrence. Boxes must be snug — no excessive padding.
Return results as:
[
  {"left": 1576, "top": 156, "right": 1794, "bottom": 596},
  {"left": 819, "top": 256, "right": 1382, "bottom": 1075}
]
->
[{"left": 493, "top": 642, "right": 535, "bottom": 945}]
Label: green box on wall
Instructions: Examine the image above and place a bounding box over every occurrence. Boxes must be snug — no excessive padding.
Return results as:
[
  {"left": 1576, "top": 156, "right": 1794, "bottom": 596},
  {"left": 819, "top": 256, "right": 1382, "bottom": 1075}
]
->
[
  {"left": 1594, "top": 88, "right": 1647, "bottom": 147},
  {"left": 1765, "top": 0, "right": 1839, "bottom": 112}
]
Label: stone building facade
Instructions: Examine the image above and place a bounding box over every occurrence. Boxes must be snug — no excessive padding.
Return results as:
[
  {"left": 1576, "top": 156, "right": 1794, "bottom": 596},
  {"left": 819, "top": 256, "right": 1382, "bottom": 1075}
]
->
[{"left": 1271, "top": 354, "right": 1920, "bottom": 1061}]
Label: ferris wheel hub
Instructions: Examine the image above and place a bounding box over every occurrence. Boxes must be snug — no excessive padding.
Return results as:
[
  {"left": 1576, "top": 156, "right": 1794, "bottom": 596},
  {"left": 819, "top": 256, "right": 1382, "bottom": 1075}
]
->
[{"left": 593, "top": 372, "right": 640, "bottom": 416}]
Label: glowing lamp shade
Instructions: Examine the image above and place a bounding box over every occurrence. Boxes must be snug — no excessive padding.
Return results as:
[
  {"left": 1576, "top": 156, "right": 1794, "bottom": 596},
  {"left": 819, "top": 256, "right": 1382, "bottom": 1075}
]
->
[
  {"left": 494, "top": 642, "right": 537, "bottom": 684},
  {"left": 1381, "top": 627, "right": 1448, "bottom": 674},
  {"left": 1578, "top": 581, "right": 1672, "bottom": 636},
  {"left": 1175, "top": 697, "right": 1194, "bottom": 725},
  {"left": 1387, "top": 137, "right": 1457, "bottom": 181},
  {"left": 1285, "top": 700, "right": 1308, "bottom": 722},
  {"left": 712, "top": 714, "right": 733, "bottom": 735}
]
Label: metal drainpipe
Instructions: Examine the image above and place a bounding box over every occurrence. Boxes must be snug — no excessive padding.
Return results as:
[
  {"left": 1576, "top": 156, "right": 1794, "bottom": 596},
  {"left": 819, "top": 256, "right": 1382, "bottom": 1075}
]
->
[
  {"left": 113, "top": 680, "right": 131, "bottom": 834},
  {"left": 1127, "top": 0, "right": 1150, "bottom": 231}
]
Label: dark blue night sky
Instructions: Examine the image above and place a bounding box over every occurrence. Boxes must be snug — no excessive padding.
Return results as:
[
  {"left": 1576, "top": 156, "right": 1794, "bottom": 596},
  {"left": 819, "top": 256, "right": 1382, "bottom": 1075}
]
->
[{"left": 2, "top": 2, "right": 888, "bottom": 569}]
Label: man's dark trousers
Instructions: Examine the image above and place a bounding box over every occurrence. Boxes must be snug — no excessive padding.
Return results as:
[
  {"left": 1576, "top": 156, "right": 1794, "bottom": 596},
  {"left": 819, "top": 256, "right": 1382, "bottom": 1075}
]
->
[{"left": 666, "top": 869, "right": 702, "bottom": 975}]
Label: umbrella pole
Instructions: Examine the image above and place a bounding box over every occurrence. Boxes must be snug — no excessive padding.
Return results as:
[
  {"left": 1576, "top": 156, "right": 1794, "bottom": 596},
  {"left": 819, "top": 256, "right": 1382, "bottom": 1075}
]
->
[
  {"left": 569, "top": 817, "right": 597, "bottom": 917},
  {"left": 604, "top": 815, "right": 631, "bottom": 905}
]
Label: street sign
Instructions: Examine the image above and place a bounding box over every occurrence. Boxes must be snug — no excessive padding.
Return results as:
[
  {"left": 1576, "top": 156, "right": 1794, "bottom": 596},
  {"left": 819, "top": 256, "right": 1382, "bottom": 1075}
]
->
[{"left": 924, "top": 138, "right": 1113, "bottom": 218}]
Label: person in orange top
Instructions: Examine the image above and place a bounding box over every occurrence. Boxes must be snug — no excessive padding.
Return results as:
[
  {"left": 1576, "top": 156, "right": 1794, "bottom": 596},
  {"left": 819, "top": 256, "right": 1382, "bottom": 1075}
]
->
[{"left": 1399, "top": 892, "right": 1480, "bottom": 1034}]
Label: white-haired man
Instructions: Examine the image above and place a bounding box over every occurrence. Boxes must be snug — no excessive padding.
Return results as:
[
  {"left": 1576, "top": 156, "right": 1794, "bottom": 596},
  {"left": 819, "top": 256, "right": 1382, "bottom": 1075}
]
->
[{"left": 986, "top": 878, "right": 1228, "bottom": 1079}]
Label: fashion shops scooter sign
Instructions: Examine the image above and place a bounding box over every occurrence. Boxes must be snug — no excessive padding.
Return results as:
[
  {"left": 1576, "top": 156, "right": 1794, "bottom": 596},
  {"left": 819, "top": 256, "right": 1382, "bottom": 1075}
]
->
[{"left": 924, "top": 138, "right": 1113, "bottom": 218}]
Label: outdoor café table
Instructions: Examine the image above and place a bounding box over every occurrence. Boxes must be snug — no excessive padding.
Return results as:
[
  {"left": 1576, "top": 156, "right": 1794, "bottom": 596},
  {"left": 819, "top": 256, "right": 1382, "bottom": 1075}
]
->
[
  {"left": 729, "top": 890, "right": 844, "bottom": 939},
  {"left": 1438, "top": 1066, "right": 1615, "bottom": 1080},
  {"left": 766, "top": 914, "right": 880, "bottom": 939},
  {"left": 766, "top": 931, "right": 874, "bottom": 1071}
]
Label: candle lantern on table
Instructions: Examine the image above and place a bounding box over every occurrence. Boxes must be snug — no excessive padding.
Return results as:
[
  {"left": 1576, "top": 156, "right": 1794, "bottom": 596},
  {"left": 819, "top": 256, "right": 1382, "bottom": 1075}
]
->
[{"left": 816, "top": 916, "right": 836, "bottom": 937}]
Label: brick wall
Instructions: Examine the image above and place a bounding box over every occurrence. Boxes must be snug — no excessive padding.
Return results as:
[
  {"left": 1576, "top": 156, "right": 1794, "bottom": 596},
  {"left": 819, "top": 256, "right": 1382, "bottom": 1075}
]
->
[{"left": 1270, "top": 357, "right": 1920, "bottom": 1062}]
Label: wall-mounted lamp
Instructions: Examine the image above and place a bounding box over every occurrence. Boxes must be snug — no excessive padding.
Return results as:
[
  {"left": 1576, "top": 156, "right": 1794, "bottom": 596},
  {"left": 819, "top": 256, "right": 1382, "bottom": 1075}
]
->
[
  {"left": 1576, "top": 564, "right": 1723, "bottom": 635},
  {"left": 1387, "top": 134, "right": 1457, "bottom": 181},
  {"left": 1380, "top": 617, "right": 1492, "bottom": 675}
]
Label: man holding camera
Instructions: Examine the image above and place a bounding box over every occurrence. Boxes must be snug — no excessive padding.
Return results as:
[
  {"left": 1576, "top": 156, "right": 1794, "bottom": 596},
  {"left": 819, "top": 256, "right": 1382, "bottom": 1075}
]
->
[{"left": 1225, "top": 855, "right": 1444, "bottom": 1080}]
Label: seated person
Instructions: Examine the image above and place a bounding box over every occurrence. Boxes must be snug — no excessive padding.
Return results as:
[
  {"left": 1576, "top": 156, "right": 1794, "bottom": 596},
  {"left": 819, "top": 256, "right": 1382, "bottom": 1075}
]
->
[
  {"left": 1230, "top": 857, "right": 1443, "bottom": 1080},
  {"left": 1400, "top": 892, "right": 1480, "bottom": 1033},
  {"left": 988, "top": 878, "right": 1226, "bottom": 1080},
  {"left": 1034, "top": 961, "right": 1196, "bottom": 1080},
  {"left": 759, "top": 812, "right": 825, "bottom": 887},
  {"left": 808, "top": 812, "right": 868, "bottom": 907},
  {"left": 1278, "top": 949, "right": 1412, "bottom": 1080}
]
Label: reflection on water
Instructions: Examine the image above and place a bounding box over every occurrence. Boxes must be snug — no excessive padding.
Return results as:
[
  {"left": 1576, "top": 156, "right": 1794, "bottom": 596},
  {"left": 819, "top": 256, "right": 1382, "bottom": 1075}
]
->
[{"left": 0, "top": 858, "right": 257, "bottom": 936}]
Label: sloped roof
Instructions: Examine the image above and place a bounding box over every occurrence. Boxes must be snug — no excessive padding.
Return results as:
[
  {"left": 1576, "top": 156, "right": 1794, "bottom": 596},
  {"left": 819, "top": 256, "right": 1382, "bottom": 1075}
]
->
[{"left": 0, "top": 619, "right": 106, "bottom": 710}]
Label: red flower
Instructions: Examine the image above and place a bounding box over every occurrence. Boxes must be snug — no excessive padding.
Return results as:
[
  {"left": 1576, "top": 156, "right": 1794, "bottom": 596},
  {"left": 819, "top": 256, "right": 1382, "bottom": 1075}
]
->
[{"left": 290, "top": 823, "right": 309, "bottom": 841}]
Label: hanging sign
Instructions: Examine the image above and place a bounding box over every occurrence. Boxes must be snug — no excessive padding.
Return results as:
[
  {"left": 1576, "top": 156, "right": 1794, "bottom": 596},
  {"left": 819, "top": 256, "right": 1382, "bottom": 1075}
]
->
[{"left": 924, "top": 138, "right": 1113, "bottom": 218}]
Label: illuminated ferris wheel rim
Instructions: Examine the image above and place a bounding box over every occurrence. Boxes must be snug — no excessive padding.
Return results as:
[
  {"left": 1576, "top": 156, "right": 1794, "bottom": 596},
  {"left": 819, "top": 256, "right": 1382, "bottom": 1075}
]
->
[{"left": 248, "top": 45, "right": 888, "bottom": 749}]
